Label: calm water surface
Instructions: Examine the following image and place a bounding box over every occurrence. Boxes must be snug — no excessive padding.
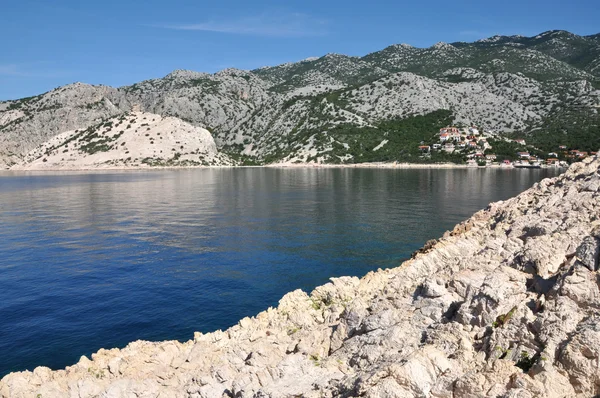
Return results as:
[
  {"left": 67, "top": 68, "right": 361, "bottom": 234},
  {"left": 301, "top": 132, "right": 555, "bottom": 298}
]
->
[{"left": 0, "top": 167, "right": 560, "bottom": 376}]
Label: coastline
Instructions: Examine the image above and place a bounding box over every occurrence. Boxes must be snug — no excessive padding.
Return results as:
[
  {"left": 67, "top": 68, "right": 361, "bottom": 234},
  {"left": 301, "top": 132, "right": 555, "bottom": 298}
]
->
[
  {"left": 267, "top": 161, "right": 472, "bottom": 169},
  {"left": 1, "top": 157, "right": 598, "bottom": 397},
  {"left": 4, "top": 161, "right": 565, "bottom": 172}
]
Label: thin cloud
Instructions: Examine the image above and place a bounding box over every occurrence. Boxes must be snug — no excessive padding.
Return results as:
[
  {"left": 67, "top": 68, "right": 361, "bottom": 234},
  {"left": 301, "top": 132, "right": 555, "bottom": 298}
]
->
[
  {"left": 0, "top": 64, "right": 69, "bottom": 78},
  {"left": 0, "top": 64, "right": 26, "bottom": 77},
  {"left": 156, "top": 12, "right": 328, "bottom": 37}
]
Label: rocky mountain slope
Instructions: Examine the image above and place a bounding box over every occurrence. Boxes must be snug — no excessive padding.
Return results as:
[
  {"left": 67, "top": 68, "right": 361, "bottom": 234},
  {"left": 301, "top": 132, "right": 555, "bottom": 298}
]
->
[
  {"left": 11, "top": 111, "right": 233, "bottom": 169},
  {"left": 1, "top": 30, "right": 599, "bottom": 168},
  {"left": 2, "top": 156, "right": 600, "bottom": 397}
]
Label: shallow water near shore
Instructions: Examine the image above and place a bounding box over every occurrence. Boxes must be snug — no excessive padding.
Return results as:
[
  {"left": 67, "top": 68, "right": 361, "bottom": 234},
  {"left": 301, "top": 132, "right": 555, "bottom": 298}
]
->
[{"left": 0, "top": 167, "right": 560, "bottom": 376}]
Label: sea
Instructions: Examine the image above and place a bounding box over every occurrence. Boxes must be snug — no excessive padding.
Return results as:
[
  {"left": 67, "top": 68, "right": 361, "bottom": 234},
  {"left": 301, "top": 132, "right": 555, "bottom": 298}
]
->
[{"left": 0, "top": 167, "right": 561, "bottom": 376}]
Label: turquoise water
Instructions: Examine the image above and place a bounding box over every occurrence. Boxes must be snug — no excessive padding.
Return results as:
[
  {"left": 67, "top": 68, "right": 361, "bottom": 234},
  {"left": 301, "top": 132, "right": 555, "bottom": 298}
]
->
[{"left": 0, "top": 167, "right": 559, "bottom": 376}]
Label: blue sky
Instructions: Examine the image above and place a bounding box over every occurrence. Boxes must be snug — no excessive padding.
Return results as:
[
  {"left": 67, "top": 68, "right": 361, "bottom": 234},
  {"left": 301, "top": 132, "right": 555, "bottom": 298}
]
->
[{"left": 1, "top": 0, "right": 599, "bottom": 100}]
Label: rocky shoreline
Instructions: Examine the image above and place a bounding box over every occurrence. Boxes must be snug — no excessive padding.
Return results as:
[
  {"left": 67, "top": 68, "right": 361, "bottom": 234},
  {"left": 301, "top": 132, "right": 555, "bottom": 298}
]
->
[{"left": 2, "top": 156, "right": 600, "bottom": 397}]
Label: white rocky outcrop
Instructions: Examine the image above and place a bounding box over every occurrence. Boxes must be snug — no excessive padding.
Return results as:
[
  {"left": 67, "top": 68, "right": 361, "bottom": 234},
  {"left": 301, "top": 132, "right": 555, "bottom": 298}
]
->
[
  {"left": 11, "top": 111, "right": 233, "bottom": 169},
  {"left": 0, "top": 83, "right": 125, "bottom": 168},
  {"left": 2, "top": 156, "right": 600, "bottom": 397},
  {"left": 343, "top": 71, "right": 545, "bottom": 131}
]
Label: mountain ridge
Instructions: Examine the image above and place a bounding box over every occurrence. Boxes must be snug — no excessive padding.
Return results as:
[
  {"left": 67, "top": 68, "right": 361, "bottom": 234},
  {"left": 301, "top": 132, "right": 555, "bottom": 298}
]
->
[{"left": 1, "top": 30, "right": 599, "bottom": 169}]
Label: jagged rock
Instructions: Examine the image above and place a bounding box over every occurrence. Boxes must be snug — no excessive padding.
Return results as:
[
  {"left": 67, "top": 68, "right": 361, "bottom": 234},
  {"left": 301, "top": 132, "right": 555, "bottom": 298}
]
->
[
  {"left": 2, "top": 157, "right": 600, "bottom": 397},
  {"left": 556, "top": 317, "right": 600, "bottom": 395},
  {"left": 575, "top": 236, "right": 600, "bottom": 271}
]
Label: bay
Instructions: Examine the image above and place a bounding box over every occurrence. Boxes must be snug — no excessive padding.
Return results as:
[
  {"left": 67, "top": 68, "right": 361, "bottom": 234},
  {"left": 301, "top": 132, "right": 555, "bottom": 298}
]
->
[{"left": 0, "top": 167, "right": 560, "bottom": 376}]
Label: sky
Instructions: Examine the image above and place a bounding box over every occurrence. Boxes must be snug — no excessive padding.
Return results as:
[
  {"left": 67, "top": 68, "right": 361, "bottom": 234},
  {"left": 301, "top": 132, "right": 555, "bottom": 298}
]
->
[{"left": 1, "top": 0, "right": 599, "bottom": 100}]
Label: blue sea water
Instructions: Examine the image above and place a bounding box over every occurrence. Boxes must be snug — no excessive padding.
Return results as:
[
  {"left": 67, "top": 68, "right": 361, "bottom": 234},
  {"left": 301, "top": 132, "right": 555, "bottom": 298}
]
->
[{"left": 0, "top": 167, "right": 560, "bottom": 376}]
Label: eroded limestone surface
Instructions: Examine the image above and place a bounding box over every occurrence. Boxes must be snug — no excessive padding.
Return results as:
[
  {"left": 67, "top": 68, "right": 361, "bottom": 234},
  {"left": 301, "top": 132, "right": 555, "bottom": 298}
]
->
[{"left": 2, "top": 157, "right": 600, "bottom": 397}]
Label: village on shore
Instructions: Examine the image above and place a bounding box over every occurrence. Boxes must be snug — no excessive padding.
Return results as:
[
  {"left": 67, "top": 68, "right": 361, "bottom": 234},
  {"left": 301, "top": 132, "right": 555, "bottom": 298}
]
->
[{"left": 418, "top": 126, "right": 596, "bottom": 168}]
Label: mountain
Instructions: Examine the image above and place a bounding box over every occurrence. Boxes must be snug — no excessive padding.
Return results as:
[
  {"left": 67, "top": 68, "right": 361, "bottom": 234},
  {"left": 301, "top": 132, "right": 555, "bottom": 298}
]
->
[
  {"left": 1, "top": 30, "right": 599, "bottom": 169},
  {"left": 455, "top": 30, "right": 600, "bottom": 76}
]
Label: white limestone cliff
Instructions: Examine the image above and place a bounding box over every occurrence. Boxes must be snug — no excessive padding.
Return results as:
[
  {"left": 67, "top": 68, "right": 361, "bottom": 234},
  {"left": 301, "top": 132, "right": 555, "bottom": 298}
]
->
[{"left": 11, "top": 111, "right": 233, "bottom": 169}]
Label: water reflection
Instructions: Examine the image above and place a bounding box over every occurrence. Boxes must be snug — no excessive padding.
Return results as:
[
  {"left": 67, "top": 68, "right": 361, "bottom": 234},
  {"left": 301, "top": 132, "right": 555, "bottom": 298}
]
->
[{"left": 0, "top": 167, "right": 559, "bottom": 375}]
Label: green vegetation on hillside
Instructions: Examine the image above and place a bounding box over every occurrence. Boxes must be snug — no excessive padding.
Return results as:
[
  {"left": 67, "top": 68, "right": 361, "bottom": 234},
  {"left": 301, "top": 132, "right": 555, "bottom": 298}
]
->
[
  {"left": 261, "top": 110, "right": 464, "bottom": 164},
  {"left": 324, "top": 110, "right": 459, "bottom": 163},
  {"left": 528, "top": 108, "right": 600, "bottom": 153},
  {"left": 485, "top": 139, "right": 548, "bottom": 161}
]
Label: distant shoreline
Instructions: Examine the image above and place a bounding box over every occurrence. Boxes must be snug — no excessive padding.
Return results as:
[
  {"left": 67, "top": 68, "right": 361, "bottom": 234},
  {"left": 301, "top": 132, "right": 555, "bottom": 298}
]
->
[
  {"left": 269, "top": 162, "right": 491, "bottom": 169},
  {"left": 3, "top": 162, "right": 567, "bottom": 172}
]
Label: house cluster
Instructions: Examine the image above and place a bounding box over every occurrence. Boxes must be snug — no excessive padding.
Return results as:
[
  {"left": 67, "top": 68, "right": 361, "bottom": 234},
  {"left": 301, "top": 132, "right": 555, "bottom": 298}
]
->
[
  {"left": 566, "top": 149, "right": 594, "bottom": 159},
  {"left": 552, "top": 145, "right": 596, "bottom": 160},
  {"left": 419, "top": 126, "right": 497, "bottom": 165},
  {"left": 417, "top": 126, "right": 592, "bottom": 168},
  {"left": 514, "top": 151, "right": 552, "bottom": 166}
]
